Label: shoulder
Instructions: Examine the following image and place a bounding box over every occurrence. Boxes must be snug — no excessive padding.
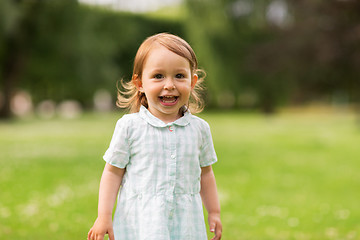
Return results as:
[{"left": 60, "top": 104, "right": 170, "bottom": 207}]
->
[
  {"left": 188, "top": 114, "right": 212, "bottom": 135},
  {"left": 117, "top": 111, "right": 141, "bottom": 122},
  {"left": 188, "top": 115, "right": 215, "bottom": 150},
  {"left": 115, "top": 111, "right": 144, "bottom": 129},
  {"left": 188, "top": 114, "right": 211, "bottom": 129}
]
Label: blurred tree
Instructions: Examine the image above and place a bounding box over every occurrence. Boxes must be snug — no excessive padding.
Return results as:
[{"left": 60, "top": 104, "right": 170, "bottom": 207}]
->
[
  {"left": 185, "top": 0, "right": 360, "bottom": 112},
  {"left": 0, "top": 0, "right": 183, "bottom": 119},
  {"left": 246, "top": 0, "right": 360, "bottom": 108},
  {"left": 185, "top": 0, "right": 282, "bottom": 112},
  {"left": 273, "top": 0, "right": 360, "bottom": 104},
  {"left": 0, "top": 0, "right": 80, "bottom": 118},
  {"left": 3, "top": 0, "right": 357, "bottom": 117},
  {"left": 25, "top": 0, "right": 82, "bottom": 103},
  {"left": 0, "top": 0, "right": 42, "bottom": 118}
]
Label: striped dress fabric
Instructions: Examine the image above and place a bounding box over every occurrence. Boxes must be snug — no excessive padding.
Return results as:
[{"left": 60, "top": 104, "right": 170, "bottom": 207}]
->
[{"left": 103, "top": 106, "right": 217, "bottom": 240}]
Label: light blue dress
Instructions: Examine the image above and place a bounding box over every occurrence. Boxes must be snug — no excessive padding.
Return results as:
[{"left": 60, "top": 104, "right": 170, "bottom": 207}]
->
[{"left": 103, "top": 106, "right": 217, "bottom": 240}]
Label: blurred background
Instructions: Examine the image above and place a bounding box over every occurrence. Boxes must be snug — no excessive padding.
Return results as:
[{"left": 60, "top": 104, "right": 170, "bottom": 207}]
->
[
  {"left": 1, "top": 0, "right": 360, "bottom": 239},
  {"left": 1, "top": 0, "right": 359, "bottom": 117}
]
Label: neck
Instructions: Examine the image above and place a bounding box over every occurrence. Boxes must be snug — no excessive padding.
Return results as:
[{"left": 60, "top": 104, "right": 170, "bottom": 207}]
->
[{"left": 161, "top": 112, "right": 182, "bottom": 124}]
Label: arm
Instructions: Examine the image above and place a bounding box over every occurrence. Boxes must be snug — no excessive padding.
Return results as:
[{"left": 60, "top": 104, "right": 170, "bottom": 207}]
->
[
  {"left": 88, "top": 163, "right": 125, "bottom": 240},
  {"left": 200, "top": 165, "right": 222, "bottom": 240}
]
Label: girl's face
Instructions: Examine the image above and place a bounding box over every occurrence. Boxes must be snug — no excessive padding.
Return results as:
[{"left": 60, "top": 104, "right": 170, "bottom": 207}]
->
[{"left": 134, "top": 45, "right": 197, "bottom": 123}]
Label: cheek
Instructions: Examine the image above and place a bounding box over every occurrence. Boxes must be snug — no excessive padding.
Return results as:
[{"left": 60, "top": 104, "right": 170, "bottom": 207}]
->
[
  {"left": 177, "top": 84, "right": 192, "bottom": 94},
  {"left": 143, "top": 84, "right": 162, "bottom": 96}
]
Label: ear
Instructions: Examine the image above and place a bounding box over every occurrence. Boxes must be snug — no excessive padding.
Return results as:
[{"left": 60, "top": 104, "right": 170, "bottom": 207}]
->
[
  {"left": 132, "top": 74, "right": 143, "bottom": 92},
  {"left": 191, "top": 74, "right": 198, "bottom": 89}
]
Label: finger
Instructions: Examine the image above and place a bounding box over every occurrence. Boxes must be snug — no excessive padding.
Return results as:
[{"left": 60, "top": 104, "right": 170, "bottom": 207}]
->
[
  {"left": 210, "top": 222, "right": 216, "bottom": 233},
  {"left": 96, "top": 233, "right": 105, "bottom": 240},
  {"left": 210, "top": 225, "right": 222, "bottom": 240},
  {"left": 87, "top": 229, "right": 93, "bottom": 240},
  {"left": 108, "top": 228, "right": 115, "bottom": 240},
  {"left": 210, "top": 222, "right": 216, "bottom": 240},
  {"left": 211, "top": 232, "right": 221, "bottom": 240},
  {"left": 214, "top": 232, "right": 222, "bottom": 240},
  {"left": 214, "top": 224, "right": 222, "bottom": 240}
]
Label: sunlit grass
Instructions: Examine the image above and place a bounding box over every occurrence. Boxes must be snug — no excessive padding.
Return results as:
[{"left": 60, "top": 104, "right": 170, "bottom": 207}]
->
[
  {"left": 205, "top": 111, "right": 360, "bottom": 239},
  {"left": 1, "top": 111, "right": 360, "bottom": 239}
]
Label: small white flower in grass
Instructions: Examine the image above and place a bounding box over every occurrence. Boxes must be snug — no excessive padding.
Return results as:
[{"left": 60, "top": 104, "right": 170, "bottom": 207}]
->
[
  {"left": 217, "top": 189, "right": 230, "bottom": 204},
  {"left": 247, "top": 216, "right": 258, "bottom": 226},
  {"left": 346, "top": 231, "right": 357, "bottom": 239},
  {"left": 256, "top": 205, "right": 288, "bottom": 218},
  {"left": 265, "top": 227, "right": 277, "bottom": 236},
  {"left": 293, "top": 231, "right": 309, "bottom": 240},
  {"left": 325, "top": 227, "right": 338, "bottom": 239},
  {"left": 47, "top": 185, "right": 74, "bottom": 207},
  {"left": 49, "top": 222, "right": 59, "bottom": 232},
  {"left": 19, "top": 202, "right": 39, "bottom": 217},
  {"left": 334, "top": 209, "right": 350, "bottom": 220},
  {"left": 0, "top": 207, "right": 11, "bottom": 218},
  {"left": 288, "top": 217, "right": 299, "bottom": 227}
]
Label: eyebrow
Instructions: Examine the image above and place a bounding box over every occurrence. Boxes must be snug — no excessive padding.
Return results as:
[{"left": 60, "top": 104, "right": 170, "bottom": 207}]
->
[{"left": 149, "top": 68, "right": 190, "bottom": 73}]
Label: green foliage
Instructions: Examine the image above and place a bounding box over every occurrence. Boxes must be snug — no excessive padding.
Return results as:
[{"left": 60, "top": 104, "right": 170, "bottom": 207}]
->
[
  {"left": 184, "top": 0, "right": 287, "bottom": 111},
  {"left": 185, "top": 0, "right": 360, "bottom": 111},
  {"left": 0, "top": 0, "right": 184, "bottom": 108},
  {"left": 1, "top": 112, "right": 360, "bottom": 239},
  {"left": 1, "top": 0, "right": 360, "bottom": 116},
  {"left": 29, "top": 4, "right": 184, "bottom": 104}
]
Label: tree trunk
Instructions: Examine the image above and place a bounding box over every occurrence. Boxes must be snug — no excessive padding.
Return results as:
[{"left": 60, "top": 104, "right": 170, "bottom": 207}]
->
[
  {"left": 0, "top": 36, "right": 24, "bottom": 119},
  {"left": 0, "top": 0, "right": 39, "bottom": 119}
]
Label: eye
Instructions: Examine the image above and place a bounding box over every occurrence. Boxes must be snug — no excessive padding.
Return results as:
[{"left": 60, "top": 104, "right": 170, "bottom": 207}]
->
[
  {"left": 154, "top": 74, "right": 163, "bottom": 79},
  {"left": 175, "top": 73, "right": 185, "bottom": 79}
]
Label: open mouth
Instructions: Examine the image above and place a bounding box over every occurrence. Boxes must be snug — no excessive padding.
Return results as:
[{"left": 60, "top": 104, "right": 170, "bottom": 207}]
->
[{"left": 159, "top": 96, "right": 179, "bottom": 105}]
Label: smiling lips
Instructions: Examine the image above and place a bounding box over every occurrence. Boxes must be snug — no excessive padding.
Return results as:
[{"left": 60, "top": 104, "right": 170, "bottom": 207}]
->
[{"left": 159, "top": 96, "right": 179, "bottom": 106}]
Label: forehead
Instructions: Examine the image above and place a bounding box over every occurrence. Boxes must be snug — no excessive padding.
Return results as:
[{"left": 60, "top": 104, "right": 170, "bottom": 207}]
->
[{"left": 143, "top": 44, "right": 191, "bottom": 69}]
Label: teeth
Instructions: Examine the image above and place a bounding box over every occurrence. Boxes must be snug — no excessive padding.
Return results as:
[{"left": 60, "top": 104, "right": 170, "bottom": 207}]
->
[
  {"left": 160, "top": 96, "right": 177, "bottom": 99},
  {"left": 160, "top": 96, "right": 178, "bottom": 103}
]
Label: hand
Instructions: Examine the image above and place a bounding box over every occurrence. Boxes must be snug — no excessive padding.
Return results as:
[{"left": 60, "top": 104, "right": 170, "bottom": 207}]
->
[
  {"left": 208, "top": 213, "right": 222, "bottom": 240},
  {"left": 87, "top": 216, "right": 114, "bottom": 240}
]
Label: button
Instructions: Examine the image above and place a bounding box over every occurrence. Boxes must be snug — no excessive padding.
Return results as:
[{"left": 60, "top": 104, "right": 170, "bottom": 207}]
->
[{"left": 169, "top": 126, "right": 174, "bottom": 132}]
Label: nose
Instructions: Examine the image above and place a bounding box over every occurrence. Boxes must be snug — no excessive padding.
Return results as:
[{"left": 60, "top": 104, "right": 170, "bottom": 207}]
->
[{"left": 163, "top": 78, "right": 176, "bottom": 90}]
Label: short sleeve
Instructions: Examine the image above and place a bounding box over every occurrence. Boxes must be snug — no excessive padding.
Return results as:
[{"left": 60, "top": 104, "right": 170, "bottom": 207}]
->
[
  {"left": 103, "top": 116, "right": 130, "bottom": 168},
  {"left": 199, "top": 121, "right": 217, "bottom": 167}
]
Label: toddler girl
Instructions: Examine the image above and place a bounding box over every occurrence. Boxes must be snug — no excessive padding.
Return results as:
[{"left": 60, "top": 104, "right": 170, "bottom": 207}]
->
[{"left": 88, "top": 33, "right": 222, "bottom": 240}]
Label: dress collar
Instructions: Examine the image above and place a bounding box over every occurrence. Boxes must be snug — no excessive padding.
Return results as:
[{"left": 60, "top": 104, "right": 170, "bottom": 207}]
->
[{"left": 139, "top": 105, "right": 191, "bottom": 127}]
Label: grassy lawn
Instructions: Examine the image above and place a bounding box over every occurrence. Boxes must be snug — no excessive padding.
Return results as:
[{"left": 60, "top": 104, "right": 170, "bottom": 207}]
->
[{"left": 1, "top": 110, "right": 360, "bottom": 239}]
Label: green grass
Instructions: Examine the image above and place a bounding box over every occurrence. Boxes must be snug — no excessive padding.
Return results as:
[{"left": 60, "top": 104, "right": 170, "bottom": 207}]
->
[{"left": 1, "top": 111, "right": 360, "bottom": 239}]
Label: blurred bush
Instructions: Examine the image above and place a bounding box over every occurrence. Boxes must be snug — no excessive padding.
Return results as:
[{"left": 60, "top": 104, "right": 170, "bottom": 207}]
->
[
  {"left": 0, "top": 0, "right": 183, "bottom": 118},
  {"left": 184, "top": 0, "right": 360, "bottom": 113}
]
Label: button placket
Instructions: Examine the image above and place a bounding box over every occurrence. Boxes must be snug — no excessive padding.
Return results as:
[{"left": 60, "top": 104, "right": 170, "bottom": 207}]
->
[{"left": 168, "top": 125, "right": 176, "bottom": 196}]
